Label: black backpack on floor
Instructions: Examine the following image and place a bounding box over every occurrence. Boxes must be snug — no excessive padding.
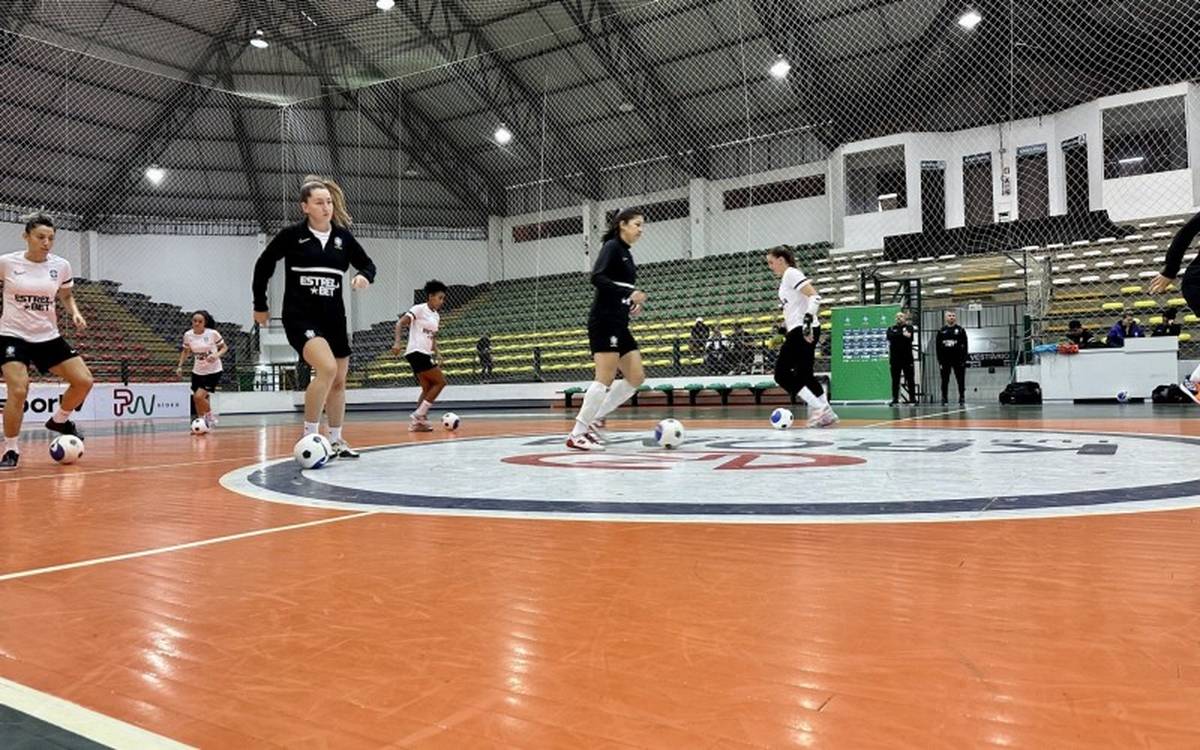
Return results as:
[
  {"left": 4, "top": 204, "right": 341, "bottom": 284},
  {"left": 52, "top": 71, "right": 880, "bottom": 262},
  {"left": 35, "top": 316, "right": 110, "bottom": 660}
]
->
[
  {"left": 1152, "top": 384, "right": 1191, "bottom": 404},
  {"left": 999, "top": 381, "right": 1042, "bottom": 405}
]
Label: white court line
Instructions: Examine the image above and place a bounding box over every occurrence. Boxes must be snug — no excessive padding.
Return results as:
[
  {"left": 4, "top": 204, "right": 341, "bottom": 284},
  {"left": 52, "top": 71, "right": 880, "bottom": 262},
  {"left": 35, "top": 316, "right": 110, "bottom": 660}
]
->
[
  {"left": 0, "top": 511, "right": 376, "bottom": 582},
  {"left": 0, "top": 675, "right": 194, "bottom": 749},
  {"left": 0, "top": 455, "right": 260, "bottom": 483},
  {"left": 860, "top": 404, "right": 986, "bottom": 429}
]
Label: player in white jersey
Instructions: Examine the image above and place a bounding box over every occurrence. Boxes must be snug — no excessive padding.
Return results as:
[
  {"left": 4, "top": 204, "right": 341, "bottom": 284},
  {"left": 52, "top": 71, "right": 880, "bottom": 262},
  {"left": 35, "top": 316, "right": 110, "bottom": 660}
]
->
[
  {"left": 766, "top": 246, "right": 838, "bottom": 428},
  {"left": 0, "top": 213, "right": 94, "bottom": 470},
  {"left": 391, "top": 280, "right": 446, "bottom": 432},
  {"left": 176, "top": 310, "right": 227, "bottom": 428}
]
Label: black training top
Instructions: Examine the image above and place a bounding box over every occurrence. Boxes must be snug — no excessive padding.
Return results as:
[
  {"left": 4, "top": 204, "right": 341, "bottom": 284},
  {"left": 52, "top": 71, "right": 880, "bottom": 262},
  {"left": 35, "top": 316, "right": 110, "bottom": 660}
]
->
[
  {"left": 935, "top": 324, "right": 969, "bottom": 365},
  {"left": 589, "top": 237, "right": 637, "bottom": 324},
  {"left": 252, "top": 220, "right": 376, "bottom": 322},
  {"left": 1160, "top": 210, "right": 1200, "bottom": 279}
]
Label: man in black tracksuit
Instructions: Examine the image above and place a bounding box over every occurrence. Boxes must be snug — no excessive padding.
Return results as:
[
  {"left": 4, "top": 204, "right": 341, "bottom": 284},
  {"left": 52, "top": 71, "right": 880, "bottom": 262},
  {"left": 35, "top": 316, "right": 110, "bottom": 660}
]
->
[
  {"left": 936, "top": 310, "right": 969, "bottom": 405},
  {"left": 886, "top": 311, "right": 915, "bottom": 405}
]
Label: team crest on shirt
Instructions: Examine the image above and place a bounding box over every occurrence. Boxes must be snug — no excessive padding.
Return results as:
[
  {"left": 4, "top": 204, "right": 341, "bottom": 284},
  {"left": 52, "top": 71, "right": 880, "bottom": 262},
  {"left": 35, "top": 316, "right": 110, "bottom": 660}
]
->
[
  {"left": 4, "top": 346, "right": 14, "bottom": 357},
  {"left": 334, "top": 237, "right": 343, "bottom": 249},
  {"left": 49, "top": 269, "right": 57, "bottom": 279},
  {"left": 609, "top": 335, "right": 618, "bottom": 347},
  {"left": 305, "top": 329, "right": 316, "bottom": 339}
]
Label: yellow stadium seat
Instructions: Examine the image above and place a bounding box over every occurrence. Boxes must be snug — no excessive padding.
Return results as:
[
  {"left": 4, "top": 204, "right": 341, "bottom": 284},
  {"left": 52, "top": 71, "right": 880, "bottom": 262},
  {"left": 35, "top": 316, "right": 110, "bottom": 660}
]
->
[
  {"left": 1181, "top": 332, "right": 1193, "bottom": 342},
  {"left": 1133, "top": 300, "right": 1157, "bottom": 309},
  {"left": 1120, "top": 285, "right": 1142, "bottom": 295},
  {"left": 1100, "top": 302, "right": 1124, "bottom": 311},
  {"left": 1167, "top": 297, "right": 1186, "bottom": 307}
]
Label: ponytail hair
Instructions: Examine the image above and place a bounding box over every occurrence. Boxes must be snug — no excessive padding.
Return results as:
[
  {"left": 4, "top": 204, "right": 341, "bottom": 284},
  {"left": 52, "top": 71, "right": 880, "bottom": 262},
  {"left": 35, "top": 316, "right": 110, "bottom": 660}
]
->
[
  {"left": 300, "top": 174, "right": 353, "bottom": 227},
  {"left": 767, "top": 245, "right": 796, "bottom": 267},
  {"left": 602, "top": 207, "right": 643, "bottom": 243}
]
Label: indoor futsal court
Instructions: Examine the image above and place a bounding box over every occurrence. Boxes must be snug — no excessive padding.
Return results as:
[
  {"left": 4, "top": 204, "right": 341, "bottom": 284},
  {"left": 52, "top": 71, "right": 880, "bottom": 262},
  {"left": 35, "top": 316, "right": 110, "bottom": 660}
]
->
[{"left": 4, "top": 0, "right": 1200, "bottom": 748}]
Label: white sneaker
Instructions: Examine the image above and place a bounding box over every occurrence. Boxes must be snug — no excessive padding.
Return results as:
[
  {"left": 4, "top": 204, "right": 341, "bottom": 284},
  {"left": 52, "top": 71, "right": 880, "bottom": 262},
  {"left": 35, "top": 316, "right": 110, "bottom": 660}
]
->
[
  {"left": 566, "top": 433, "right": 605, "bottom": 451},
  {"left": 807, "top": 406, "right": 839, "bottom": 428},
  {"left": 587, "top": 421, "right": 607, "bottom": 444},
  {"left": 204, "top": 413, "right": 218, "bottom": 428}
]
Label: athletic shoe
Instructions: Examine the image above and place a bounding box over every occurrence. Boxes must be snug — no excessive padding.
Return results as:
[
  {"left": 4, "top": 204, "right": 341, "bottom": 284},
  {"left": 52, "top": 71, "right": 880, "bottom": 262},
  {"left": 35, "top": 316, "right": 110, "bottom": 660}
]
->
[
  {"left": 330, "top": 439, "right": 360, "bottom": 459},
  {"left": 204, "top": 413, "right": 218, "bottom": 428},
  {"left": 807, "top": 406, "right": 839, "bottom": 428},
  {"left": 566, "top": 433, "right": 605, "bottom": 451},
  {"left": 1182, "top": 381, "right": 1200, "bottom": 405},
  {"left": 408, "top": 421, "right": 434, "bottom": 432},
  {"left": 0, "top": 450, "right": 17, "bottom": 471},
  {"left": 45, "top": 418, "right": 82, "bottom": 439},
  {"left": 587, "top": 420, "right": 607, "bottom": 444}
]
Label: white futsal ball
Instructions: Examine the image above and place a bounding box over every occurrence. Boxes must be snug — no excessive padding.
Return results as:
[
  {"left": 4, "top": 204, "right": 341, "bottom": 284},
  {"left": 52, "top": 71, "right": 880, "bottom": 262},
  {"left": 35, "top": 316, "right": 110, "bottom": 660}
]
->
[
  {"left": 654, "top": 418, "right": 685, "bottom": 449},
  {"left": 770, "top": 408, "right": 794, "bottom": 429},
  {"left": 293, "top": 433, "right": 333, "bottom": 469},
  {"left": 442, "top": 412, "right": 461, "bottom": 431},
  {"left": 1116, "top": 390, "right": 1129, "bottom": 403},
  {"left": 48, "top": 434, "right": 84, "bottom": 464},
  {"left": 191, "top": 417, "right": 209, "bottom": 435}
]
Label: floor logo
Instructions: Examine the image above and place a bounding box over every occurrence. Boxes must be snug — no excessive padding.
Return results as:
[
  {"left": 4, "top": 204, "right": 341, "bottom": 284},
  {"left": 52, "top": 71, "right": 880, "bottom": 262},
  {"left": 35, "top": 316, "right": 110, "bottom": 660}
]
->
[{"left": 220, "top": 428, "right": 1200, "bottom": 523}]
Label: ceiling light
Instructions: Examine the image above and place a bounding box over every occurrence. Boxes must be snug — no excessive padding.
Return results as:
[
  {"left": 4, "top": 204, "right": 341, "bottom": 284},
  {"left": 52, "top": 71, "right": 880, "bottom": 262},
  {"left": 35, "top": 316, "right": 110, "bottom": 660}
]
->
[
  {"left": 617, "top": 101, "right": 635, "bottom": 113},
  {"left": 145, "top": 165, "right": 165, "bottom": 186},
  {"left": 769, "top": 55, "right": 791, "bottom": 80},
  {"left": 403, "top": 167, "right": 419, "bottom": 177},
  {"left": 1118, "top": 156, "right": 1145, "bottom": 165},
  {"left": 957, "top": 10, "right": 982, "bottom": 30},
  {"left": 494, "top": 124, "right": 513, "bottom": 145},
  {"left": 376, "top": 0, "right": 395, "bottom": 10},
  {"left": 250, "top": 29, "right": 269, "bottom": 48}
]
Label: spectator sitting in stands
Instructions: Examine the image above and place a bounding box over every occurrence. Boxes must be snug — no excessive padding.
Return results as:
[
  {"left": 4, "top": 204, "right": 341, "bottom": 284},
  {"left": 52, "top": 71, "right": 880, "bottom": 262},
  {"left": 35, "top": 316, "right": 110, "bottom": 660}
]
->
[
  {"left": 1107, "top": 311, "right": 1144, "bottom": 348},
  {"left": 689, "top": 317, "right": 709, "bottom": 355},
  {"left": 1152, "top": 308, "right": 1182, "bottom": 337},
  {"left": 704, "top": 326, "right": 729, "bottom": 374},
  {"left": 476, "top": 334, "right": 493, "bottom": 381},
  {"left": 730, "top": 323, "right": 753, "bottom": 374},
  {"left": 1066, "top": 319, "right": 1093, "bottom": 347}
]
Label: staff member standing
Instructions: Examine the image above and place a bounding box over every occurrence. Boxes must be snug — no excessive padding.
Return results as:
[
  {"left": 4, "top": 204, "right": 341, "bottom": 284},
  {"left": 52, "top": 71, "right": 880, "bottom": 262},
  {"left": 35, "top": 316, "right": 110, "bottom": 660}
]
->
[
  {"left": 886, "top": 310, "right": 915, "bottom": 406},
  {"left": 935, "top": 310, "right": 968, "bottom": 406}
]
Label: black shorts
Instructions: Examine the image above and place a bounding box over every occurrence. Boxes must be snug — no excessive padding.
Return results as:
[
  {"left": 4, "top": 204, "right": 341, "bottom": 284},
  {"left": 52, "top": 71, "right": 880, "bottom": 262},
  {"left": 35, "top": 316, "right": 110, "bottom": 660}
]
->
[
  {"left": 405, "top": 352, "right": 437, "bottom": 375},
  {"left": 588, "top": 319, "right": 639, "bottom": 356},
  {"left": 190, "top": 372, "right": 222, "bottom": 392},
  {"left": 284, "top": 318, "right": 351, "bottom": 360},
  {"left": 1181, "top": 265, "right": 1200, "bottom": 315},
  {"left": 0, "top": 336, "right": 79, "bottom": 374}
]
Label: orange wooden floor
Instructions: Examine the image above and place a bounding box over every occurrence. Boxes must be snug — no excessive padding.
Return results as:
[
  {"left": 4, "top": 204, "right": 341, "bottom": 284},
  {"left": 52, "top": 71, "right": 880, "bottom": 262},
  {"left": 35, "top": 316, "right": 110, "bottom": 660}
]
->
[{"left": 2, "top": 409, "right": 1200, "bottom": 748}]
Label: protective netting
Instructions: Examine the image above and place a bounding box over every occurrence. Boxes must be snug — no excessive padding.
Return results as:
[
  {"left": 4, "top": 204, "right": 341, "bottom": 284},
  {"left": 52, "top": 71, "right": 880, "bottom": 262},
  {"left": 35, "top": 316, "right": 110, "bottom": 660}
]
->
[{"left": 0, "top": 0, "right": 1198, "bottom": 395}]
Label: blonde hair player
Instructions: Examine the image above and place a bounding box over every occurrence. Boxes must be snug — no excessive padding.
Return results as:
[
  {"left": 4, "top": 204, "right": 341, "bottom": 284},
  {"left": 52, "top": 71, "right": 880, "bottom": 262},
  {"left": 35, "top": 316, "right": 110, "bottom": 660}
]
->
[
  {"left": 766, "top": 246, "right": 838, "bottom": 427},
  {"left": 176, "top": 310, "right": 227, "bottom": 428},
  {"left": 0, "top": 212, "right": 94, "bottom": 470},
  {"left": 251, "top": 175, "right": 376, "bottom": 459},
  {"left": 566, "top": 207, "right": 648, "bottom": 451},
  {"left": 392, "top": 280, "right": 448, "bottom": 432}
]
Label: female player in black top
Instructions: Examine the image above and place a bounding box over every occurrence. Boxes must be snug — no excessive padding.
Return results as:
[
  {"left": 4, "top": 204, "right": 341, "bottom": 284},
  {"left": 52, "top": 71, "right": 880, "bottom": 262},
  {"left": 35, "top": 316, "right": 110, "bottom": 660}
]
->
[
  {"left": 252, "top": 176, "right": 376, "bottom": 457},
  {"left": 566, "top": 207, "right": 648, "bottom": 451},
  {"left": 1151, "top": 211, "right": 1200, "bottom": 401}
]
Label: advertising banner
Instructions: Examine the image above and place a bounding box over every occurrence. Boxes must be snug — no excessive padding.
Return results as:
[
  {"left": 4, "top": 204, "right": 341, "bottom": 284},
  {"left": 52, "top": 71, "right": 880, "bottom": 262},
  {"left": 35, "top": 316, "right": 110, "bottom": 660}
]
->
[{"left": 0, "top": 382, "right": 190, "bottom": 422}]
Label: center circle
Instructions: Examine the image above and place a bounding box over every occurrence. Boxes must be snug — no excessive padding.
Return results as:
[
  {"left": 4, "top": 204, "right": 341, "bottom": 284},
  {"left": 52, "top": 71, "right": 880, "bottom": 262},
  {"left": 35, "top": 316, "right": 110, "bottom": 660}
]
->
[{"left": 219, "top": 428, "right": 1200, "bottom": 523}]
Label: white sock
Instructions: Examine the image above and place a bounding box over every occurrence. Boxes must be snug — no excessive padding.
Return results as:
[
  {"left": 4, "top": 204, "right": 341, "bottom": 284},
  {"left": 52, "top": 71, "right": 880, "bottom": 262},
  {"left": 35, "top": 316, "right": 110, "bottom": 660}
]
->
[
  {"left": 1189, "top": 363, "right": 1200, "bottom": 383},
  {"left": 4, "top": 436, "right": 17, "bottom": 454},
  {"left": 51, "top": 408, "right": 70, "bottom": 424},
  {"left": 414, "top": 400, "right": 432, "bottom": 418},
  {"left": 596, "top": 380, "right": 638, "bottom": 420},
  {"left": 798, "top": 387, "right": 823, "bottom": 410},
  {"left": 329, "top": 426, "right": 342, "bottom": 443},
  {"left": 570, "top": 382, "right": 609, "bottom": 437},
  {"left": 303, "top": 421, "right": 319, "bottom": 436}
]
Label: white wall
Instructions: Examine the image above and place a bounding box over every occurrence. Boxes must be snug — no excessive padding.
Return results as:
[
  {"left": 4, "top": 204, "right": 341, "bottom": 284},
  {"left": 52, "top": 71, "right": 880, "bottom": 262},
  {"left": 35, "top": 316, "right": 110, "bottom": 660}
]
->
[
  {"left": 93, "top": 233, "right": 263, "bottom": 328},
  {"left": 499, "top": 205, "right": 588, "bottom": 280},
  {"left": 839, "top": 134, "right": 920, "bottom": 252},
  {"left": 1103, "top": 170, "right": 1195, "bottom": 222},
  {"left": 704, "top": 163, "right": 831, "bottom": 252}
]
